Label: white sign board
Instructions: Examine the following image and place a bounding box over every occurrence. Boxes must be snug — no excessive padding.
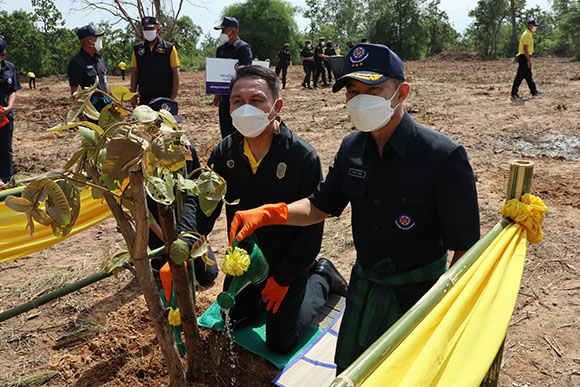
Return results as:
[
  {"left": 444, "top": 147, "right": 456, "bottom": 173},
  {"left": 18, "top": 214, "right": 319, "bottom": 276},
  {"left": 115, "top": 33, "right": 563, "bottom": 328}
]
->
[{"left": 205, "top": 58, "right": 270, "bottom": 95}]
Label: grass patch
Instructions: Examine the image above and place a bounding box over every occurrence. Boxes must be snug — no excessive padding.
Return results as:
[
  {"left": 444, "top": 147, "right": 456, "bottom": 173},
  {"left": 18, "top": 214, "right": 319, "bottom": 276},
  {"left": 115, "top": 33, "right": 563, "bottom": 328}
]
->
[{"left": 7, "top": 370, "right": 59, "bottom": 387}]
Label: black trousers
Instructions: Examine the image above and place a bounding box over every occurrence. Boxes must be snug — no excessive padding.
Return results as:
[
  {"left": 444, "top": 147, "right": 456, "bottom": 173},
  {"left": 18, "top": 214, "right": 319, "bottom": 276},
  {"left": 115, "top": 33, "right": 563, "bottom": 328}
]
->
[
  {"left": 29, "top": 78, "right": 36, "bottom": 89},
  {"left": 325, "top": 61, "right": 333, "bottom": 83},
  {"left": 0, "top": 117, "right": 14, "bottom": 182},
  {"left": 511, "top": 54, "right": 537, "bottom": 96},
  {"left": 276, "top": 64, "right": 288, "bottom": 88},
  {"left": 225, "top": 273, "right": 329, "bottom": 354},
  {"left": 313, "top": 61, "right": 327, "bottom": 86},
  {"left": 120, "top": 70, "right": 126, "bottom": 81},
  {"left": 302, "top": 63, "right": 314, "bottom": 86},
  {"left": 218, "top": 96, "right": 235, "bottom": 139}
]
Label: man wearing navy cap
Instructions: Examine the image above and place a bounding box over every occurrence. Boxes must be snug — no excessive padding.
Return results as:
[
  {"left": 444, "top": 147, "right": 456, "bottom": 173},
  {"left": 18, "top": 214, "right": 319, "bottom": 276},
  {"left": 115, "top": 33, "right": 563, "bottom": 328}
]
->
[
  {"left": 67, "top": 25, "right": 109, "bottom": 112},
  {"left": 212, "top": 16, "right": 253, "bottom": 138},
  {"left": 0, "top": 37, "right": 22, "bottom": 186},
  {"left": 228, "top": 43, "right": 480, "bottom": 372},
  {"left": 130, "top": 16, "right": 180, "bottom": 107},
  {"left": 511, "top": 19, "right": 543, "bottom": 100}
]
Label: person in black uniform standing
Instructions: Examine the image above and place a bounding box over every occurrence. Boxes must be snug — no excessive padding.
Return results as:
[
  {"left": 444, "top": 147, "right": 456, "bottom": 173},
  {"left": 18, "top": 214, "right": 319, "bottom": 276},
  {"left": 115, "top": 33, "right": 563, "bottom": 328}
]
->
[
  {"left": 324, "top": 41, "right": 336, "bottom": 84},
  {"left": 130, "top": 16, "right": 180, "bottom": 107},
  {"left": 275, "top": 43, "right": 291, "bottom": 89},
  {"left": 313, "top": 37, "right": 329, "bottom": 88},
  {"left": 300, "top": 40, "right": 315, "bottom": 89},
  {"left": 213, "top": 17, "right": 253, "bottom": 139},
  {"left": 67, "top": 25, "right": 108, "bottom": 112},
  {"left": 0, "top": 37, "right": 22, "bottom": 186},
  {"left": 179, "top": 65, "right": 347, "bottom": 353},
  {"left": 229, "top": 44, "right": 480, "bottom": 372}
]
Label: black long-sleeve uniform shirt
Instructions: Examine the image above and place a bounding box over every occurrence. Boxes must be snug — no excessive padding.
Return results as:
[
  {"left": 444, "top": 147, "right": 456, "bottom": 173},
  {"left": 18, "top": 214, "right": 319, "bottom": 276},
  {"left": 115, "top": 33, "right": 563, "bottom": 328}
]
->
[
  {"left": 309, "top": 112, "right": 480, "bottom": 272},
  {"left": 178, "top": 121, "right": 323, "bottom": 286}
]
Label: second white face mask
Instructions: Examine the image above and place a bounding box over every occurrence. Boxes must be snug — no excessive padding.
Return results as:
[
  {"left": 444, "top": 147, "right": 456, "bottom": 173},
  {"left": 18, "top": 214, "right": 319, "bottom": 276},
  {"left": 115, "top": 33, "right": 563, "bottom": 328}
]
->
[
  {"left": 219, "top": 32, "right": 230, "bottom": 43},
  {"left": 94, "top": 38, "right": 103, "bottom": 51},
  {"left": 143, "top": 30, "right": 157, "bottom": 41},
  {"left": 346, "top": 85, "right": 401, "bottom": 132},
  {"left": 231, "top": 102, "right": 277, "bottom": 138}
]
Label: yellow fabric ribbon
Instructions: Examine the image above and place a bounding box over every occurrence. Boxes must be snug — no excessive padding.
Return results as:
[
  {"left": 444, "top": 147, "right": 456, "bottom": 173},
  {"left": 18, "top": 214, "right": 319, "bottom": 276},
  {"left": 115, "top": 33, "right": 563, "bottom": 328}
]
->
[
  {"left": 221, "top": 246, "right": 250, "bottom": 276},
  {"left": 500, "top": 193, "right": 548, "bottom": 244},
  {"left": 0, "top": 187, "right": 112, "bottom": 263}
]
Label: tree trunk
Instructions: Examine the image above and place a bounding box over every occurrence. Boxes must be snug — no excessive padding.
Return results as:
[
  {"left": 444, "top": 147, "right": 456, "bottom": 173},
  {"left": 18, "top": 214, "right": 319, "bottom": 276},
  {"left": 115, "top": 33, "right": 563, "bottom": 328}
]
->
[
  {"left": 129, "top": 171, "right": 188, "bottom": 386},
  {"left": 510, "top": 0, "right": 518, "bottom": 55},
  {"left": 157, "top": 203, "right": 205, "bottom": 383},
  {"left": 88, "top": 166, "right": 187, "bottom": 386}
]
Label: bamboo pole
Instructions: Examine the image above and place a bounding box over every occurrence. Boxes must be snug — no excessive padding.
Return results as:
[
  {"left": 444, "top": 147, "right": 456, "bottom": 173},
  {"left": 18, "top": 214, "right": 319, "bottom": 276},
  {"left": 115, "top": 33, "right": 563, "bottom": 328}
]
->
[
  {"left": 0, "top": 247, "right": 165, "bottom": 323},
  {"left": 331, "top": 159, "right": 535, "bottom": 387},
  {"left": 330, "top": 218, "right": 510, "bottom": 387},
  {"left": 481, "top": 159, "right": 534, "bottom": 387}
]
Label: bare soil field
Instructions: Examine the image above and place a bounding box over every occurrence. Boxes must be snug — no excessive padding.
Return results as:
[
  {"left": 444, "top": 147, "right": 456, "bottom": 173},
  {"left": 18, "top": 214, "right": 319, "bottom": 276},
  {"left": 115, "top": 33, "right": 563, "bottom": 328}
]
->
[{"left": 1, "top": 56, "right": 579, "bottom": 386}]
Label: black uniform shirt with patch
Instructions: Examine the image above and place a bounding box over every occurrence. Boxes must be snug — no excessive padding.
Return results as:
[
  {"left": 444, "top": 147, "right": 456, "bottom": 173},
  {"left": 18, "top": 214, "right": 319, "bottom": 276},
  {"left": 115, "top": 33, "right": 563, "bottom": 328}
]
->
[
  {"left": 67, "top": 49, "right": 108, "bottom": 93},
  {"left": 216, "top": 37, "right": 253, "bottom": 65},
  {"left": 309, "top": 112, "right": 480, "bottom": 272},
  {"left": 0, "top": 60, "right": 22, "bottom": 119},
  {"left": 314, "top": 43, "right": 325, "bottom": 63},
  {"left": 178, "top": 121, "right": 323, "bottom": 286}
]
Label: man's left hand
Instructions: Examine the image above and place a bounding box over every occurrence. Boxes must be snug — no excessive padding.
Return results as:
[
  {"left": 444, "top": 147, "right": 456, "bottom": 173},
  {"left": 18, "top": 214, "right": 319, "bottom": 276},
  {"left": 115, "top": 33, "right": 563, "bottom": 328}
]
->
[{"left": 261, "top": 276, "right": 289, "bottom": 314}]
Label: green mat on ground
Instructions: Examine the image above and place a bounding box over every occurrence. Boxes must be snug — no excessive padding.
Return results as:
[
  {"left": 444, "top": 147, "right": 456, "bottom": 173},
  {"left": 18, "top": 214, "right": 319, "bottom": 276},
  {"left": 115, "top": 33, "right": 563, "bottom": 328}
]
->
[{"left": 198, "top": 302, "right": 322, "bottom": 370}]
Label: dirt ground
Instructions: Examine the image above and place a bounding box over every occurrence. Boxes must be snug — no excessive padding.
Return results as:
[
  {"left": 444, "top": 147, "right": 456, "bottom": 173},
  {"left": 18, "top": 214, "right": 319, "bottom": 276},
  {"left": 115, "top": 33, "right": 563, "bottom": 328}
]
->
[{"left": 1, "top": 56, "right": 579, "bottom": 387}]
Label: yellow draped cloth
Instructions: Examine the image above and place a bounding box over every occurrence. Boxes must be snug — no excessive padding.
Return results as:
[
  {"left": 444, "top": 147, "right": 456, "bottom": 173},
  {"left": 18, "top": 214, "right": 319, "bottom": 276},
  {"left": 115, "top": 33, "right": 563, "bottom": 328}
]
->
[
  {"left": 362, "top": 194, "right": 547, "bottom": 387},
  {"left": 0, "top": 187, "right": 112, "bottom": 263}
]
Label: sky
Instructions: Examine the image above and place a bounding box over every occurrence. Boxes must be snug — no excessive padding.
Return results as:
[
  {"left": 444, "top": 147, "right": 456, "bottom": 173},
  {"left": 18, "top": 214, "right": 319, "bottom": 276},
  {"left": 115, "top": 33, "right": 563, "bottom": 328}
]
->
[{"left": 5, "top": 0, "right": 552, "bottom": 37}]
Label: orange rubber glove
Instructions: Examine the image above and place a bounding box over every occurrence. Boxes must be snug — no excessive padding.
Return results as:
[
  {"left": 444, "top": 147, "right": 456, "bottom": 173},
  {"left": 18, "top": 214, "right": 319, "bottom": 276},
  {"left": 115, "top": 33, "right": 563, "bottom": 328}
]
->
[
  {"left": 0, "top": 106, "right": 9, "bottom": 127},
  {"left": 228, "top": 202, "right": 288, "bottom": 245},
  {"left": 261, "top": 276, "right": 289, "bottom": 314}
]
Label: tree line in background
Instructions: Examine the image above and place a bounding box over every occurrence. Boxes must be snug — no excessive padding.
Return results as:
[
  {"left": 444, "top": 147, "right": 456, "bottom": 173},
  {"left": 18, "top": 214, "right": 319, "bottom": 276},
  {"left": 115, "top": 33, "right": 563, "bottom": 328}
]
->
[{"left": 0, "top": 0, "right": 578, "bottom": 78}]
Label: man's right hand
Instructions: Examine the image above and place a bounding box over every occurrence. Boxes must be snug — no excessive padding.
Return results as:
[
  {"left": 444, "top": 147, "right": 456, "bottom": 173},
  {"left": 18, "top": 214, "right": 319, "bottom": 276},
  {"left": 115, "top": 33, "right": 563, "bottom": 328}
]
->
[
  {"left": 228, "top": 203, "right": 288, "bottom": 245},
  {"left": 130, "top": 95, "right": 138, "bottom": 108},
  {"left": 527, "top": 59, "right": 532, "bottom": 69}
]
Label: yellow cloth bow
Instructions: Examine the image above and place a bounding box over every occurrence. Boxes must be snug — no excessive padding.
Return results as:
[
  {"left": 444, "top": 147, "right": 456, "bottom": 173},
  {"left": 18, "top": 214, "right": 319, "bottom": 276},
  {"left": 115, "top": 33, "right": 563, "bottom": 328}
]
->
[
  {"left": 167, "top": 307, "right": 181, "bottom": 326},
  {"left": 500, "top": 193, "right": 548, "bottom": 244}
]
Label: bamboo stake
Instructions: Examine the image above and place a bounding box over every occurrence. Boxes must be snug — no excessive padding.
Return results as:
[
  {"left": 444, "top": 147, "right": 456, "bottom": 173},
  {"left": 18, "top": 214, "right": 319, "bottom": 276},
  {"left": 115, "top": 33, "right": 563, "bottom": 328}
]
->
[
  {"left": 481, "top": 159, "right": 534, "bottom": 387},
  {"left": 331, "top": 159, "right": 535, "bottom": 387}
]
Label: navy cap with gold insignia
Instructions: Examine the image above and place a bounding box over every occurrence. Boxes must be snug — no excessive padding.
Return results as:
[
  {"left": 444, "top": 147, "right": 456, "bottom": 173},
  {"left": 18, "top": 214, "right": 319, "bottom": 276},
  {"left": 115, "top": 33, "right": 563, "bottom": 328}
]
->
[
  {"left": 76, "top": 25, "right": 105, "bottom": 40},
  {"left": 332, "top": 43, "right": 405, "bottom": 92}
]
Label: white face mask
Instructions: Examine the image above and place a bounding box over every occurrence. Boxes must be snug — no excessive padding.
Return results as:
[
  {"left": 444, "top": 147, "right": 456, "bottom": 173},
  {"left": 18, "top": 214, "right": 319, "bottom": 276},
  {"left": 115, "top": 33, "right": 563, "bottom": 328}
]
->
[
  {"left": 231, "top": 101, "right": 278, "bottom": 138},
  {"left": 219, "top": 32, "right": 230, "bottom": 43},
  {"left": 143, "top": 30, "right": 157, "bottom": 42},
  {"left": 94, "top": 38, "right": 103, "bottom": 51},
  {"left": 346, "top": 84, "right": 401, "bottom": 132},
  {"left": 531, "top": 26, "right": 537, "bottom": 32}
]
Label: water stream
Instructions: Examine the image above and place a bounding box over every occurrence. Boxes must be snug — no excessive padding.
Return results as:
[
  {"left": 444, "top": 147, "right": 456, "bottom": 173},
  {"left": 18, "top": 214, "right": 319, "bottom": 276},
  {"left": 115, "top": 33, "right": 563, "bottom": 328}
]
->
[{"left": 222, "top": 309, "right": 237, "bottom": 386}]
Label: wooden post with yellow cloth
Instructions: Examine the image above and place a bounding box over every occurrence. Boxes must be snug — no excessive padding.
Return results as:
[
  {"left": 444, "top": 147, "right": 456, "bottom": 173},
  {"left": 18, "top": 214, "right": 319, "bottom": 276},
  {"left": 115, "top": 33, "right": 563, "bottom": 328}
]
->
[{"left": 330, "top": 159, "right": 547, "bottom": 387}]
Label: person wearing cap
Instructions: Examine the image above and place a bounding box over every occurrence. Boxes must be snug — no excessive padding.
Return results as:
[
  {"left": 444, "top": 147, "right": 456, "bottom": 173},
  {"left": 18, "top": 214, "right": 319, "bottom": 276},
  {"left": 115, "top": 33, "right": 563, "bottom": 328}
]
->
[
  {"left": 511, "top": 19, "right": 543, "bottom": 100},
  {"left": 228, "top": 43, "right": 480, "bottom": 372},
  {"left": 300, "top": 40, "right": 315, "bottom": 89},
  {"left": 0, "top": 37, "right": 22, "bottom": 185},
  {"left": 130, "top": 16, "right": 180, "bottom": 107},
  {"left": 313, "top": 37, "right": 329, "bottom": 88},
  {"left": 275, "top": 43, "right": 291, "bottom": 89},
  {"left": 212, "top": 16, "right": 253, "bottom": 139},
  {"left": 178, "top": 65, "right": 347, "bottom": 354},
  {"left": 67, "top": 25, "right": 109, "bottom": 111},
  {"left": 27, "top": 72, "right": 36, "bottom": 89}
]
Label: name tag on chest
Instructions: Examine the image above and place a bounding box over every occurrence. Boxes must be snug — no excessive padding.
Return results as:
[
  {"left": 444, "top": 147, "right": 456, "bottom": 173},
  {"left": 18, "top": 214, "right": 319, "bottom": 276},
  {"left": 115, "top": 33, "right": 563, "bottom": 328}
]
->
[{"left": 348, "top": 168, "right": 366, "bottom": 179}]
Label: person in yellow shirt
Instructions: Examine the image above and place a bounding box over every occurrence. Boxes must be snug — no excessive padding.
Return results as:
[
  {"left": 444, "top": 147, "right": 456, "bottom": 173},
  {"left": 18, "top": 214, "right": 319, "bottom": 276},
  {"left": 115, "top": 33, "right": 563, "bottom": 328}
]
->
[
  {"left": 130, "top": 16, "right": 180, "bottom": 107},
  {"left": 511, "top": 19, "right": 542, "bottom": 100},
  {"left": 118, "top": 61, "right": 126, "bottom": 80},
  {"left": 27, "top": 72, "right": 36, "bottom": 89}
]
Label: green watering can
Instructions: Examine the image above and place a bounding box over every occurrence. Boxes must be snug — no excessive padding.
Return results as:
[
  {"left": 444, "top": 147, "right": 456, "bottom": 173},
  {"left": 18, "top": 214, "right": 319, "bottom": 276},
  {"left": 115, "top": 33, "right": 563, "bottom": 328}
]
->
[{"left": 217, "top": 233, "right": 269, "bottom": 310}]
